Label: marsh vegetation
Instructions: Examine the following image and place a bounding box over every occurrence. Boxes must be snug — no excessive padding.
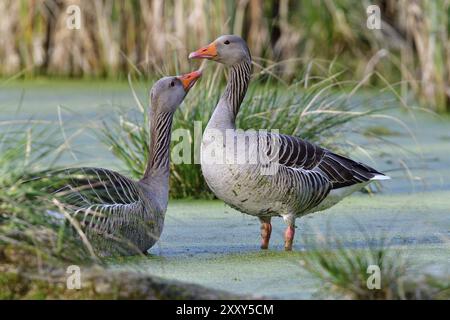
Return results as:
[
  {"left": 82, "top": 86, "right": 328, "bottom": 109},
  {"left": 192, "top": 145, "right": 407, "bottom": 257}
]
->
[
  {"left": 1, "top": 76, "right": 449, "bottom": 299},
  {"left": 1, "top": 0, "right": 449, "bottom": 112},
  {"left": 0, "top": 0, "right": 449, "bottom": 300}
]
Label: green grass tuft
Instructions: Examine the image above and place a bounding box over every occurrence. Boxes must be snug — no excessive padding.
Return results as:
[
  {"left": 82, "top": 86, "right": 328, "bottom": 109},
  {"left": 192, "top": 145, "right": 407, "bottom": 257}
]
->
[
  {"left": 0, "top": 125, "right": 93, "bottom": 265},
  {"left": 300, "top": 224, "right": 449, "bottom": 300}
]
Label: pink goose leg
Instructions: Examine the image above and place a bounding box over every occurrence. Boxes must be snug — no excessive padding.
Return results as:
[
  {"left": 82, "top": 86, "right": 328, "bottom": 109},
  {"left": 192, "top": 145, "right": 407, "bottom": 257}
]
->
[
  {"left": 259, "top": 217, "right": 272, "bottom": 250},
  {"left": 284, "top": 225, "right": 295, "bottom": 251},
  {"left": 283, "top": 214, "right": 296, "bottom": 251}
]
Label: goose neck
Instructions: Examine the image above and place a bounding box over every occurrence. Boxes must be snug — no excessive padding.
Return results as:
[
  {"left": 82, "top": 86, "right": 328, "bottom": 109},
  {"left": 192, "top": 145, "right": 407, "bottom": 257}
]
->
[
  {"left": 210, "top": 60, "right": 251, "bottom": 130},
  {"left": 142, "top": 109, "right": 174, "bottom": 185}
]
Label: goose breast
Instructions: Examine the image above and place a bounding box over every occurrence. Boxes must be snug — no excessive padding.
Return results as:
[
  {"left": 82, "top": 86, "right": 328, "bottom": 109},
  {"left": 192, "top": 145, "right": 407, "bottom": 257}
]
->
[{"left": 200, "top": 130, "right": 332, "bottom": 217}]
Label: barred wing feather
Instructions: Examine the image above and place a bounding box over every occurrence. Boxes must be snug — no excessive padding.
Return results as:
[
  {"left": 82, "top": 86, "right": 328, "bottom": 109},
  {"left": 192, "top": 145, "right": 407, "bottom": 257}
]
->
[
  {"left": 45, "top": 167, "right": 150, "bottom": 235},
  {"left": 273, "top": 134, "right": 387, "bottom": 189}
]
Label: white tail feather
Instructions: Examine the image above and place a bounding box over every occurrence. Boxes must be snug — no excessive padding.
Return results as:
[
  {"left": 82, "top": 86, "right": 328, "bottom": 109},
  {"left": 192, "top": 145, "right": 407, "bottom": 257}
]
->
[{"left": 371, "top": 174, "right": 391, "bottom": 181}]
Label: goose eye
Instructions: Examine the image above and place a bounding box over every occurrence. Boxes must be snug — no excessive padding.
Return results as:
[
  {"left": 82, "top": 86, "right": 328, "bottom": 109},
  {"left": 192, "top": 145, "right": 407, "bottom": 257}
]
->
[
  {"left": 224, "top": 40, "right": 230, "bottom": 45},
  {"left": 170, "top": 81, "right": 175, "bottom": 87}
]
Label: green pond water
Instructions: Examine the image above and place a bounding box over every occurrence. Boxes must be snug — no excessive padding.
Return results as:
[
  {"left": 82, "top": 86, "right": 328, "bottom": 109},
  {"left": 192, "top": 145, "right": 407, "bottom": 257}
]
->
[{"left": 1, "top": 80, "right": 449, "bottom": 299}]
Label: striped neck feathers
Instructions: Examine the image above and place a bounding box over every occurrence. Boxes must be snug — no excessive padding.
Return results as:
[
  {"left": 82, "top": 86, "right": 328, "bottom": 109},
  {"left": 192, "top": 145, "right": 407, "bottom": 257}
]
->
[
  {"left": 220, "top": 59, "right": 251, "bottom": 124},
  {"left": 143, "top": 109, "right": 174, "bottom": 180}
]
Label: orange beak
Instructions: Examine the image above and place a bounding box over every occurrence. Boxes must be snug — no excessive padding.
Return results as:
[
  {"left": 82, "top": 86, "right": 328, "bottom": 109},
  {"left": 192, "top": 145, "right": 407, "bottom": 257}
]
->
[
  {"left": 188, "top": 42, "right": 218, "bottom": 60},
  {"left": 177, "top": 70, "right": 202, "bottom": 91}
]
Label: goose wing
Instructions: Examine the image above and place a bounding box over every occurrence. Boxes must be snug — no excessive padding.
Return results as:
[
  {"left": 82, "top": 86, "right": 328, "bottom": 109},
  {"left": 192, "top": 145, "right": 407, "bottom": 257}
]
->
[
  {"left": 43, "top": 167, "right": 150, "bottom": 234},
  {"left": 273, "top": 134, "right": 386, "bottom": 189}
]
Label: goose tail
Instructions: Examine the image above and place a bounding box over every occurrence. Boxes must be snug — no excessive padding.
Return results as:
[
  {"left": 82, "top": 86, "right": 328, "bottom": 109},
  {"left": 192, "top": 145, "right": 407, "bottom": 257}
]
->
[{"left": 371, "top": 174, "right": 391, "bottom": 181}]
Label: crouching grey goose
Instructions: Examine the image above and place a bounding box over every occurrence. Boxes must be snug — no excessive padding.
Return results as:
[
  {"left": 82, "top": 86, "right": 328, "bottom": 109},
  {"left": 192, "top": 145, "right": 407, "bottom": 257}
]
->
[
  {"left": 189, "top": 35, "right": 389, "bottom": 251},
  {"left": 46, "top": 71, "right": 201, "bottom": 256}
]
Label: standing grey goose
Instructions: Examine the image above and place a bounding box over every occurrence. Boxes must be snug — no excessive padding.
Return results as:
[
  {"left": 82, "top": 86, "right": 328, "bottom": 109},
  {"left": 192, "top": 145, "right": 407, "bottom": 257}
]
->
[
  {"left": 189, "top": 35, "right": 389, "bottom": 251},
  {"left": 47, "top": 71, "right": 202, "bottom": 256}
]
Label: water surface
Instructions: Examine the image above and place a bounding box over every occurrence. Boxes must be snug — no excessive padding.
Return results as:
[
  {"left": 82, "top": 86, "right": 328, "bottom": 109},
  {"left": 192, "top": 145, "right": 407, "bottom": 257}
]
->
[{"left": 1, "top": 80, "right": 449, "bottom": 298}]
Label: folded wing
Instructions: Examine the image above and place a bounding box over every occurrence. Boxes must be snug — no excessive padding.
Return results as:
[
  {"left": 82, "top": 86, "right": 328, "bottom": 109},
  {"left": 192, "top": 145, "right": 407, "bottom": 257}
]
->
[
  {"left": 43, "top": 167, "right": 149, "bottom": 234},
  {"left": 273, "top": 133, "right": 387, "bottom": 189}
]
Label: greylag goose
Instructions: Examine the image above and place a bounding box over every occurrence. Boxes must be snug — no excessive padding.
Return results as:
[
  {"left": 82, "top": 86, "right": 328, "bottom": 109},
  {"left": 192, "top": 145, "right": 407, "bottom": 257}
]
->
[
  {"left": 189, "top": 35, "right": 389, "bottom": 251},
  {"left": 47, "top": 71, "right": 201, "bottom": 256}
]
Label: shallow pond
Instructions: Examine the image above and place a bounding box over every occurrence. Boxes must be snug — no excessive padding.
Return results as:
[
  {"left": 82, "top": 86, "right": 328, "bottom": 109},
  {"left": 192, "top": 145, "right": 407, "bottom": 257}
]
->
[{"left": 1, "top": 80, "right": 449, "bottom": 298}]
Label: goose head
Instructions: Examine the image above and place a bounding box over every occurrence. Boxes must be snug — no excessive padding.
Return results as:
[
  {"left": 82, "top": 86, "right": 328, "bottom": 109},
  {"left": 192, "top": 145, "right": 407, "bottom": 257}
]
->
[
  {"left": 150, "top": 70, "right": 202, "bottom": 112},
  {"left": 189, "top": 35, "right": 251, "bottom": 66}
]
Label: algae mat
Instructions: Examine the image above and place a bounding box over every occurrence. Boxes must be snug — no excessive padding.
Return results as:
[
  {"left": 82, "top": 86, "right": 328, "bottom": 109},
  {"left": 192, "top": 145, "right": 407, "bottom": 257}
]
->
[{"left": 110, "top": 193, "right": 449, "bottom": 299}]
